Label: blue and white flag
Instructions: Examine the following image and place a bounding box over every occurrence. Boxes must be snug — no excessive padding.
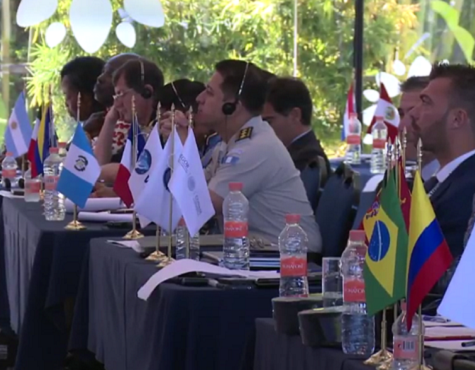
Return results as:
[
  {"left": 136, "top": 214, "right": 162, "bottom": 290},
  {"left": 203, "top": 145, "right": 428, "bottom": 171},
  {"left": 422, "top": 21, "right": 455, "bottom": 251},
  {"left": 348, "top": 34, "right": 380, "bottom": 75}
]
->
[
  {"left": 57, "top": 124, "right": 101, "bottom": 208},
  {"left": 5, "top": 93, "right": 32, "bottom": 157}
]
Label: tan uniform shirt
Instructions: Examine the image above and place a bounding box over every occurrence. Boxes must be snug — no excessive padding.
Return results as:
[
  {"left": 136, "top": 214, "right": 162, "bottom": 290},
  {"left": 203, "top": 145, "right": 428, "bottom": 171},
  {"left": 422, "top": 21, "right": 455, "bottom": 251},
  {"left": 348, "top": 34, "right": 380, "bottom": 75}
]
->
[{"left": 208, "top": 116, "right": 322, "bottom": 252}]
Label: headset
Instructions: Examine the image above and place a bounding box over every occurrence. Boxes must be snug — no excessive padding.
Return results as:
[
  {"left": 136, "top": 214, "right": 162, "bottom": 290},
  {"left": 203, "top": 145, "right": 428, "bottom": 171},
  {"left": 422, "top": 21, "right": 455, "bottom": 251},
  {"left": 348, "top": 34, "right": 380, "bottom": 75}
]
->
[
  {"left": 138, "top": 59, "right": 153, "bottom": 99},
  {"left": 221, "top": 61, "right": 250, "bottom": 116},
  {"left": 171, "top": 81, "right": 186, "bottom": 109}
]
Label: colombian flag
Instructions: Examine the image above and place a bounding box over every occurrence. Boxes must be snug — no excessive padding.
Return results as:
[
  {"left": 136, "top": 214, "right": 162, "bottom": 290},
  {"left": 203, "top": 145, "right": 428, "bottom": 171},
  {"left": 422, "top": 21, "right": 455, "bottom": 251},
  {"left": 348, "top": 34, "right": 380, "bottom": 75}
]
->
[
  {"left": 406, "top": 170, "right": 453, "bottom": 329},
  {"left": 27, "top": 106, "right": 53, "bottom": 177},
  {"left": 363, "top": 170, "right": 408, "bottom": 316}
]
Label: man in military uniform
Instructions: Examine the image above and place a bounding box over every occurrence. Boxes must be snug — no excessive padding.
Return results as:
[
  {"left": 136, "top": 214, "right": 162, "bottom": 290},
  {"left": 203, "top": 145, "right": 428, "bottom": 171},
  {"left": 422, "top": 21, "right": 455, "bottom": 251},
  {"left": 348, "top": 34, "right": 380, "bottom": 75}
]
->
[{"left": 160, "top": 59, "right": 322, "bottom": 252}]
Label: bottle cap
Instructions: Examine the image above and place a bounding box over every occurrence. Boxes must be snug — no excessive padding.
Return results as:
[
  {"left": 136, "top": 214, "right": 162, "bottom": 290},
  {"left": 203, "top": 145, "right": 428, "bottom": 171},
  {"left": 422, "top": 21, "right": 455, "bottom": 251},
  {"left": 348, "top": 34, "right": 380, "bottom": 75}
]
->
[
  {"left": 229, "top": 182, "right": 243, "bottom": 191},
  {"left": 58, "top": 142, "right": 67, "bottom": 148},
  {"left": 5, "top": 152, "right": 12, "bottom": 157},
  {"left": 49, "top": 147, "right": 59, "bottom": 154},
  {"left": 285, "top": 214, "right": 301, "bottom": 224},
  {"left": 349, "top": 112, "right": 357, "bottom": 119},
  {"left": 349, "top": 230, "right": 366, "bottom": 242},
  {"left": 178, "top": 217, "right": 186, "bottom": 227}
]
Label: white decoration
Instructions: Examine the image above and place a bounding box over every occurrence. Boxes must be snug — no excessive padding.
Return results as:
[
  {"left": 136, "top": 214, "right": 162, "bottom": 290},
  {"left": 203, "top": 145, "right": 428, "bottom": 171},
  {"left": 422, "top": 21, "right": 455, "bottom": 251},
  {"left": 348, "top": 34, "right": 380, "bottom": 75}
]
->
[
  {"left": 116, "top": 22, "right": 136, "bottom": 48},
  {"left": 69, "top": 0, "right": 113, "bottom": 53},
  {"left": 375, "top": 72, "right": 401, "bottom": 98},
  {"left": 362, "top": 104, "right": 377, "bottom": 126},
  {"left": 124, "top": 0, "right": 165, "bottom": 28},
  {"left": 363, "top": 89, "right": 380, "bottom": 103},
  {"left": 363, "top": 133, "right": 373, "bottom": 145},
  {"left": 45, "top": 22, "right": 66, "bottom": 48},
  {"left": 407, "top": 56, "right": 432, "bottom": 78},
  {"left": 392, "top": 59, "right": 406, "bottom": 76},
  {"left": 16, "top": 0, "right": 58, "bottom": 27}
]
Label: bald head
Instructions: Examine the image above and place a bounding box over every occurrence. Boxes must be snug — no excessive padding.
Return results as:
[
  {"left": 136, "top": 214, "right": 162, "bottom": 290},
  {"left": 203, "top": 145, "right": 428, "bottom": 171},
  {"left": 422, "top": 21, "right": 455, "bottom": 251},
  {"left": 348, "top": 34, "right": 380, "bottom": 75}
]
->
[{"left": 94, "top": 53, "right": 141, "bottom": 107}]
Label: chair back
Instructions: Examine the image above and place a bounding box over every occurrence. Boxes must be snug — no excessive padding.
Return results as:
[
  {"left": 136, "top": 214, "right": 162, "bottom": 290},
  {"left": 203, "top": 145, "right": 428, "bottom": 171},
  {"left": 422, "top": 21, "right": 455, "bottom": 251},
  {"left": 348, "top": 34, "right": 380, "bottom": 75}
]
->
[
  {"left": 300, "top": 164, "right": 320, "bottom": 211},
  {"left": 315, "top": 163, "right": 360, "bottom": 257}
]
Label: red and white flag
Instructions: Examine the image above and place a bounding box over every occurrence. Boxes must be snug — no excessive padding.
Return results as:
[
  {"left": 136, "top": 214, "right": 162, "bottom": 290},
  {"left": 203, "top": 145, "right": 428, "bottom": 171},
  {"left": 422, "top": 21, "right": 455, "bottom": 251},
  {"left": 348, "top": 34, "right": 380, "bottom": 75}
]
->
[{"left": 367, "top": 83, "right": 400, "bottom": 142}]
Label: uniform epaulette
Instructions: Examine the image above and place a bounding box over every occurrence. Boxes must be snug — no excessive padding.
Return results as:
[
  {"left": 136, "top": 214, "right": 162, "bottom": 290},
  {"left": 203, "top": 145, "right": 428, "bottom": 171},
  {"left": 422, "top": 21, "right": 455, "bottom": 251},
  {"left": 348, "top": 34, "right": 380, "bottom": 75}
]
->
[{"left": 236, "top": 127, "right": 253, "bottom": 142}]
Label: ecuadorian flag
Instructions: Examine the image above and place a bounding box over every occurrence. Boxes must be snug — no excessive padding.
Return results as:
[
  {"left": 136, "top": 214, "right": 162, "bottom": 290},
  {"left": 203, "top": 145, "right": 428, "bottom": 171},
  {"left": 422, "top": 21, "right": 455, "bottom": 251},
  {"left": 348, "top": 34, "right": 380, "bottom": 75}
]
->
[
  {"left": 406, "top": 170, "right": 452, "bottom": 329},
  {"left": 363, "top": 170, "right": 408, "bottom": 316}
]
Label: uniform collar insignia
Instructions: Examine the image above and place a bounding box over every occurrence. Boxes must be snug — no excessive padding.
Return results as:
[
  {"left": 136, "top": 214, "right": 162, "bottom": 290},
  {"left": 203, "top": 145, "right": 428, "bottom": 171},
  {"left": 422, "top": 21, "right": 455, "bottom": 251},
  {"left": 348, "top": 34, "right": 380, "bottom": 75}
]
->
[{"left": 236, "top": 127, "right": 253, "bottom": 142}]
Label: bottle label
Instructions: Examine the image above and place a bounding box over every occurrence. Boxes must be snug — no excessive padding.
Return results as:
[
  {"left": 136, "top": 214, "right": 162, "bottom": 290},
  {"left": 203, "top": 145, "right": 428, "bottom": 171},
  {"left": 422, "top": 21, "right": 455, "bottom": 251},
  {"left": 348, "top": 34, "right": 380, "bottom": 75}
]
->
[
  {"left": 346, "top": 135, "right": 360, "bottom": 145},
  {"left": 343, "top": 279, "right": 366, "bottom": 302},
  {"left": 280, "top": 256, "right": 307, "bottom": 277},
  {"left": 372, "top": 138, "right": 386, "bottom": 149},
  {"left": 393, "top": 337, "right": 418, "bottom": 360},
  {"left": 45, "top": 176, "right": 59, "bottom": 191},
  {"left": 25, "top": 181, "right": 41, "bottom": 194},
  {"left": 224, "top": 221, "right": 248, "bottom": 238},
  {"left": 2, "top": 169, "right": 16, "bottom": 178}
]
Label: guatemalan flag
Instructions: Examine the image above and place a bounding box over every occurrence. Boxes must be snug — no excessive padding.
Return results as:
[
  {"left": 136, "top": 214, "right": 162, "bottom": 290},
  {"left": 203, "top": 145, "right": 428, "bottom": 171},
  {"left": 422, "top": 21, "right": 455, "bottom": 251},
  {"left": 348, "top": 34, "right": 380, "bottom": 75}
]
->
[
  {"left": 5, "top": 93, "right": 32, "bottom": 158},
  {"left": 113, "top": 121, "right": 146, "bottom": 207},
  {"left": 341, "top": 83, "right": 356, "bottom": 141},
  {"left": 27, "top": 105, "right": 54, "bottom": 177},
  {"left": 57, "top": 124, "right": 101, "bottom": 208}
]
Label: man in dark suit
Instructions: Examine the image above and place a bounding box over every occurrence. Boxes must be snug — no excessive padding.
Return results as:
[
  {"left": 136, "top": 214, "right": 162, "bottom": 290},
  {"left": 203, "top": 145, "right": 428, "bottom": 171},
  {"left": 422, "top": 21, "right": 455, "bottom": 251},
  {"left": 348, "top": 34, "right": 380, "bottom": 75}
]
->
[
  {"left": 262, "top": 77, "right": 330, "bottom": 173},
  {"left": 409, "top": 63, "right": 475, "bottom": 259}
]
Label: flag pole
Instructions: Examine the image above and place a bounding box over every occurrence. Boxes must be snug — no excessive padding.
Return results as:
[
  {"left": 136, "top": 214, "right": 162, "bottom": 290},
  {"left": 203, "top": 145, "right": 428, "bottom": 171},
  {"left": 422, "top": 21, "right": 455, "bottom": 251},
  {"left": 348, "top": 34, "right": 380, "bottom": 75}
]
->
[
  {"left": 124, "top": 96, "right": 144, "bottom": 239},
  {"left": 167, "top": 104, "right": 176, "bottom": 259},
  {"left": 155, "top": 102, "right": 162, "bottom": 255},
  {"left": 184, "top": 107, "right": 194, "bottom": 259},
  {"left": 65, "top": 92, "right": 86, "bottom": 230}
]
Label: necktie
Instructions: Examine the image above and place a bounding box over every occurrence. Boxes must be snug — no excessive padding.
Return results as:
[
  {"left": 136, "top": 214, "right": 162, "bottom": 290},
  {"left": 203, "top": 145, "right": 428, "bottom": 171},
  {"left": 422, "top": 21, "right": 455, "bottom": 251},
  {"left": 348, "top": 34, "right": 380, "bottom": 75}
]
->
[{"left": 424, "top": 176, "right": 439, "bottom": 193}]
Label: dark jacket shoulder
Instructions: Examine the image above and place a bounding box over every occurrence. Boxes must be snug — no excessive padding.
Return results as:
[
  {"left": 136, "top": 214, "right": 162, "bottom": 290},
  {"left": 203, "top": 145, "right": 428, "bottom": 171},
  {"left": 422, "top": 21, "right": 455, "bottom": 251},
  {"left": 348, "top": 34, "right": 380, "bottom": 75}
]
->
[{"left": 287, "top": 130, "right": 330, "bottom": 172}]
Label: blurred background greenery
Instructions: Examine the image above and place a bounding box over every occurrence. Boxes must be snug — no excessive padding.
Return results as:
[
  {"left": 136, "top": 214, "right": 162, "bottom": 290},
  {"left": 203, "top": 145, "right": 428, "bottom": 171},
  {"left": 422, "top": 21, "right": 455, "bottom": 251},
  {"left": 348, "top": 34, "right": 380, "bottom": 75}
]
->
[{"left": 1, "top": 0, "right": 475, "bottom": 156}]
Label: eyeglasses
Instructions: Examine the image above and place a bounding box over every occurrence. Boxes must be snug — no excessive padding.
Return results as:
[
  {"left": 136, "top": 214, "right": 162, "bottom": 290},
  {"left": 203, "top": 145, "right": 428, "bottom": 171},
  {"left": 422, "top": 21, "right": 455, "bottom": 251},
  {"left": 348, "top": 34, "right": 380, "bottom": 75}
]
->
[{"left": 113, "top": 88, "right": 134, "bottom": 101}]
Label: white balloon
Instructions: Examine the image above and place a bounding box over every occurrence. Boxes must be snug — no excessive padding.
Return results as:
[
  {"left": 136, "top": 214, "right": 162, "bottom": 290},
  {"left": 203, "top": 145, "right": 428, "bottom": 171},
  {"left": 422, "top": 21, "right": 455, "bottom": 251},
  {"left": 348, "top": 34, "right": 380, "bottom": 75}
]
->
[
  {"left": 17, "top": 0, "right": 58, "bottom": 27},
  {"left": 375, "top": 72, "right": 401, "bottom": 98},
  {"left": 392, "top": 59, "right": 406, "bottom": 76},
  {"left": 116, "top": 22, "right": 136, "bottom": 48},
  {"left": 69, "top": 0, "right": 113, "bottom": 53},
  {"left": 407, "top": 56, "right": 432, "bottom": 78},
  {"left": 45, "top": 22, "right": 66, "bottom": 48},
  {"left": 363, "top": 133, "right": 373, "bottom": 145},
  {"left": 363, "top": 104, "right": 377, "bottom": 126},
  {"left": 363, "top": 89, "right": 380, "bottom": 103},
  {"left": 124, "top": 0, "right": 165, "bottom": 28}
]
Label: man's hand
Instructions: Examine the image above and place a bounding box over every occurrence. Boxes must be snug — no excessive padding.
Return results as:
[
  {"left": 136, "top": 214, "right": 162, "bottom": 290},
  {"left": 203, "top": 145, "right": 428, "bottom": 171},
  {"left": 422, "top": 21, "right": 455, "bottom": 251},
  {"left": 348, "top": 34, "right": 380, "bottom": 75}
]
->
[
  {"left": 159, "top": 110, "right": 189, "bottom": 144},
  {"left": 83, "top": 111, "right": 106, "bottom": 139},
  {"left": 90, "top": 182, "right": 117, "bottom": 198},
  {"left": 104, "top": 105, "right": 120, "bottom": 126}
]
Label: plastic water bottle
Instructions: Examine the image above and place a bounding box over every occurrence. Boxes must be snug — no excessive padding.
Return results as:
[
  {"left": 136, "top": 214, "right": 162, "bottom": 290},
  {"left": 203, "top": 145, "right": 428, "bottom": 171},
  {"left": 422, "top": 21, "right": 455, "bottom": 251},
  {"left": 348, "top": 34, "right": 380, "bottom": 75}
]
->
[
  {"left": 1, "top": 152, "right": 18, "bottom": 189},
  {"left": 223, "top": 182, "right": 250, "bottom": 270},
  {"left": 24, "top": 162, "right": 41, "bottom": 202},
  {"left": 345, "top": 113, "right": 362, "bottom": 165},
  {"left": 340, "top": 229, "right": 375, "bottom": 357},
  {"left": 175, "top": 218, "right": 200, "bottom": 261},
  {"left": 278, "top": 214, "right": 309, "bottom": 297},
  {"left": 44, "top": 147, "right": 65, "bottom": 221},
  {"left": 392, "top": 301, "right": 422, "bottom": 370},
  {"left": 58, "top": 142, "right": 68, "bottom": 162},
  {"left": 370, "top": 116, "right": 388, "bottom": 174}
]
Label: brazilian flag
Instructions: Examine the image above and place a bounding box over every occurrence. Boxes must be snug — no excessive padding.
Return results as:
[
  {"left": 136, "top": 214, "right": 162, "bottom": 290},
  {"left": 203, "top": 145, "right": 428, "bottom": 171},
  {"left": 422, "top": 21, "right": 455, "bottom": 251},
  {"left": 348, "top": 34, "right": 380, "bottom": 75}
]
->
[{"left": 363, "top": 170, "right": 408, "bottom": 316}]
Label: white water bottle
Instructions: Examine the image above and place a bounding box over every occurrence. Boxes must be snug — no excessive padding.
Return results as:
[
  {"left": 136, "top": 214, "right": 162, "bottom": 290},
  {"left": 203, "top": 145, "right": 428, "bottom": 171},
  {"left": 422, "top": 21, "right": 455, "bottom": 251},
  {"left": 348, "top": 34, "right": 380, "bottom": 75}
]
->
[
  {"left": 223, "top": 182, "right": 249, "bottom": 270},
  {"left": 24, "top": 162, "right": 41, "bottom": 202},
  {"left": 175, "top": 218, "right": 201, "bottom": 261},
  {"left": 44, "top": 147, "right": 65, "bottom": 221},
  {"left": 340, "top": 230, "right": 375, "bottom": 357},
  {"left": 278, "top": 214, "right": 309, "bottom": 297},
  {"left": 345, "top": 113, "right": 362, "bottom": 165},
  {"left": 2, "top": 152, "right": 18, "bottom": 188},
  {"left": 370, "top": 116, "right": 388, "bottom": 174}
]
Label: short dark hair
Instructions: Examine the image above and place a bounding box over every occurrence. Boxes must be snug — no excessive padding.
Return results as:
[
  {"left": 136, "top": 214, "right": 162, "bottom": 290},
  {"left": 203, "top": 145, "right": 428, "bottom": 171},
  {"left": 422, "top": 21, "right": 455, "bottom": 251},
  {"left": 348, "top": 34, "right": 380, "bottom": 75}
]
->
[
  {"left": 429, "top": 63, "right": 475, "bottom": 125},
  {"left": 112, "top": 58, "right": 164, "bottom": 103},
  {"left": 160, "top": 79, "right": 205, "bottom": 113},
  {"left": 260, "top": 69, "right": 277, "bottom": 82},
  {"left": 215, "top": 59, "right": 267, "bottom": 115},
  {"left": 400, "top": 76, "right": 430, "bottom": 93},
  {"left": 265, "top": 77, "right": 313, "bottom": 126},
  {"left": 60, "top": 56, "right": 105, "bottom": 95}
]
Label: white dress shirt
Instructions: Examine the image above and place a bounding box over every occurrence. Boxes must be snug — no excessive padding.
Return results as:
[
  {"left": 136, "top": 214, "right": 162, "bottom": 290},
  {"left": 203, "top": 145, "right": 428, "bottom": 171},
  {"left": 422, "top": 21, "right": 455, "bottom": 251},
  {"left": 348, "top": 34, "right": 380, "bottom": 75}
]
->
[
  {"left": 421, "top": 159, "right": 440, "bottom": 181},
  {"left": 289, "top": 129, "right": 312, "bottom": 145},
  {"left": 436, "top": 150, "right": 475, "bottom": 183}
]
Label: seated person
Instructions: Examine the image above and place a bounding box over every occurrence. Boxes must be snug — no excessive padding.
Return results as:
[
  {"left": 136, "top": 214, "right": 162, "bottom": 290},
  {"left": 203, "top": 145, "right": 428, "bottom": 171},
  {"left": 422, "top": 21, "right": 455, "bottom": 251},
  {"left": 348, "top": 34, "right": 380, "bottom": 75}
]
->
[{"left": 262, "top": 77, "right": 330, "bottom": 173}]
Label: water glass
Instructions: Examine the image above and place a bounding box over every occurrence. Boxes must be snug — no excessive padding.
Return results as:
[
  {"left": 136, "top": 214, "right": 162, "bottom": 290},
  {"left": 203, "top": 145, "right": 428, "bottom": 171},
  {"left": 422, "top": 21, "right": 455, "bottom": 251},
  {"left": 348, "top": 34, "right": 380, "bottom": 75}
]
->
[{"left": 322, "top": 257, "right": 343, "bottom": 307}]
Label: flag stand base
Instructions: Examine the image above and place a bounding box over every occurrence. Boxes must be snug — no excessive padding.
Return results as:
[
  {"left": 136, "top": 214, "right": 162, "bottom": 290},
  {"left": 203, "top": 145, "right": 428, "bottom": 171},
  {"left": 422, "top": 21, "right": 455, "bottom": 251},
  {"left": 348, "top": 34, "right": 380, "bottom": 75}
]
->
[
  {"left": 65, "top": 220, "right": 86, "bottom": 230},
  {"left": 376, "top": 357, "right": 392, "bottom": 370},
  {"left": 409, "top": 364, "right": 431, "bottom": 370},
  {"left": 123, "top": 229, "right": 144, "bottom": 240},
  {"left": 364, "top": 349, "right": 393, "bottom": 366}
]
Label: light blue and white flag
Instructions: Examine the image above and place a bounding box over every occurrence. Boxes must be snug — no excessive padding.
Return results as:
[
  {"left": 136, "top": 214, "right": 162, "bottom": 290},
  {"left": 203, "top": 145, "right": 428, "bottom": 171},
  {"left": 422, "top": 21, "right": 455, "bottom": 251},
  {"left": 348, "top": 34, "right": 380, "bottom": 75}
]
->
[
  {"left": 5, "top": 93, "right": 32, "bottom": 157},
  {"left": 57, "top": 124, "right": 101, "bottom": 208}
]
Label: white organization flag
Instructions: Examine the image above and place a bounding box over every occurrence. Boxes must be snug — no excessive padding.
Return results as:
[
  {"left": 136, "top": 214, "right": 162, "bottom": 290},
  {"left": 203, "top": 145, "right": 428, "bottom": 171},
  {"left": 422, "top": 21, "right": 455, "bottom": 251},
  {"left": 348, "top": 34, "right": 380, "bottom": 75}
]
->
[
  {"left": 128, "top": 127, "right": 163, "bottom": 228},
  {"left": 169, "top": 127, "right": 215, "bottom": 236},
  {"left": 134, "top": 129, "right": 183, "bottom": 233}
]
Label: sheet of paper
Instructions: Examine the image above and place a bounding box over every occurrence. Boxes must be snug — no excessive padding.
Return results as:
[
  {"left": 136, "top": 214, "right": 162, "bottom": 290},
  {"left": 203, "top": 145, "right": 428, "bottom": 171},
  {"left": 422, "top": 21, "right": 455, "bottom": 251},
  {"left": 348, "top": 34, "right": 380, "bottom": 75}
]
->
[
  {"left": 107, "top": 240, "right": 144, "bottom": 253},
  {"left": 362, "top": 174, "right": 384, "bottom": 193},
  {"left": 425, "top": 340, "right": 475, "bottom": 352},
  {"left": 65, "top": 197, "right": 123, "bottom": 213},
  {"left": 426, "top": 326, "right": 475, "bottom": 338},
  {"left": 138, "top": 259, "right": 279, "bottom": 300},
  {"left": 424, "top": 320, "right": 462, "bottom": 327},
  {"left": 78, "top": 211, "right": 132, "bottom": 223},
  {"left": 0, "top": 190, "right": 23, "bottom": 199}
]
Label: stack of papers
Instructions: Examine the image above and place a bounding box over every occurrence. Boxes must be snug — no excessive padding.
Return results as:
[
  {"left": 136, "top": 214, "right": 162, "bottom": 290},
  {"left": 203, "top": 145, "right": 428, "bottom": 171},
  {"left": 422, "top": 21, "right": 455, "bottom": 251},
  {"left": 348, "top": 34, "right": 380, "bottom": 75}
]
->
[
  {"left": 425, "top": 326, "right": 475, "bottom": 352},
  {"left": 78, "top": 211, "right": 133, "bottom": 223},
  {"left": 65, "top": 198, "right": 123, "bottom": 213}
]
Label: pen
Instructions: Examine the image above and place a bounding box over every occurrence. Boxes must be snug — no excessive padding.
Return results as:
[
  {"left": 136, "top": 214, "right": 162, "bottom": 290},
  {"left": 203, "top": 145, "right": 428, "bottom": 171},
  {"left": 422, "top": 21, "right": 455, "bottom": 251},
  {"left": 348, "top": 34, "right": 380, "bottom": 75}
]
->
[{"left": 462, "top": 340, "right": 475, "bottom": 348}]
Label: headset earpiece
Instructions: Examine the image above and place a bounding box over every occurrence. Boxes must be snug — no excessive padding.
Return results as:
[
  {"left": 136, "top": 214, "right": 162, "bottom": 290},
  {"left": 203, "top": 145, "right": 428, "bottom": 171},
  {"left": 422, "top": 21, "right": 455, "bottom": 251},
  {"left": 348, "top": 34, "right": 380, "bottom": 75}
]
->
[
  {"left": 141, "top": 87, "right": 152, "bottom": 99},
  {"left": 222, "top": 102, "right": 236, "bottom": 116},
  {"left": 221, "top": 61, "right": 250, "bottom": 116}
]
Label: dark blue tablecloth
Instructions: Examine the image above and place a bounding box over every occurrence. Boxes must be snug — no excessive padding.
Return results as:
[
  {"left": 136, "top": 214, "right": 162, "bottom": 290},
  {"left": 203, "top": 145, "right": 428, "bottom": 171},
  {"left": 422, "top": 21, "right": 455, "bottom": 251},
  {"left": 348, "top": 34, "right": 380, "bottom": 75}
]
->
[
  {"left": 329, "top": 157, "right": 374, "bottom": 187},
  {"left": 1, "top": 198, "right": 151, "bottom": 370},
  {"left": 69, "top": 238, "right": 279, "bottom": 370}
]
